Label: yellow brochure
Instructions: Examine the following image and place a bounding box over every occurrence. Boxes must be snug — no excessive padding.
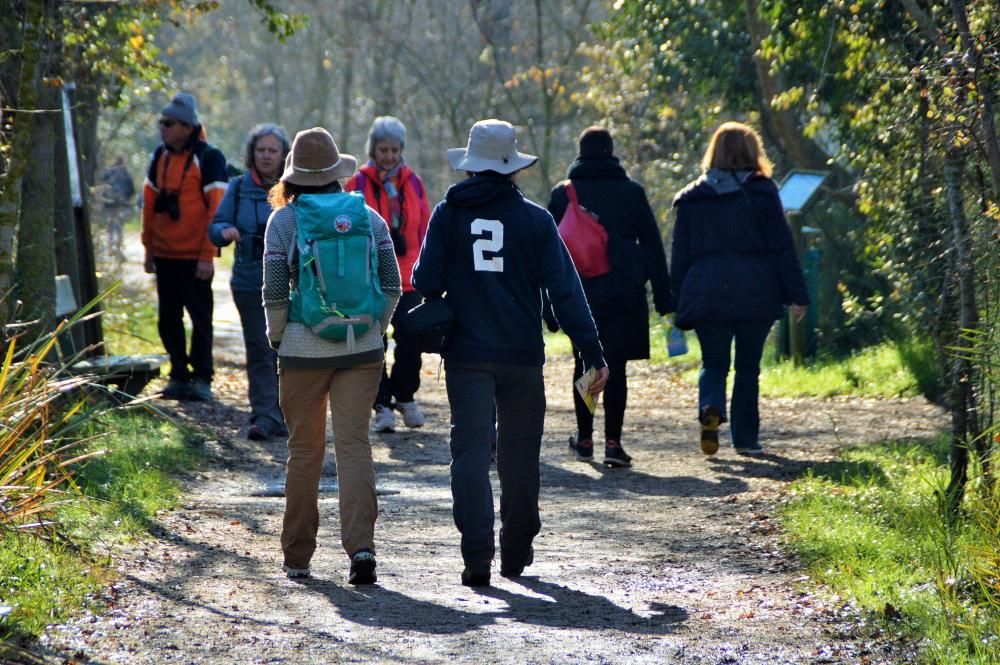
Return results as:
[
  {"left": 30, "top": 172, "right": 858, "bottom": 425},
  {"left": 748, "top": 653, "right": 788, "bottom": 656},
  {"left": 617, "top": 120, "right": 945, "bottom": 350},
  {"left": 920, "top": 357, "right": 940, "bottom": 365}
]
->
[{"left": 574, "top": 366, "right": 598, "bottom": 415}]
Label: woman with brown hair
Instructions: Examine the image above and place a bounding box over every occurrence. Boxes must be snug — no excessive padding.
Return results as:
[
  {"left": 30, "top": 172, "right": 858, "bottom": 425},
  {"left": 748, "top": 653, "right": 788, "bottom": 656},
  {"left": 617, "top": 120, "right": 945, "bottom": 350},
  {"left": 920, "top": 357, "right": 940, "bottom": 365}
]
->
[
  {"left": 263, "top": 127, "right": 401, "bottom": 583},
  {"left": 671, "top": 122, "right": 809, "bottom": 456}
]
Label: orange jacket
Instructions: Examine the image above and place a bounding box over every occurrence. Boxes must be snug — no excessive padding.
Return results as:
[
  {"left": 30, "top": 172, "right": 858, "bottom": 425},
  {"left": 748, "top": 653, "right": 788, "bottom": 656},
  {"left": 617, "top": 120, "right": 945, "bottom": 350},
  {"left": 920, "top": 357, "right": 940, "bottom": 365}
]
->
[
  {"left": 142, "top": 138, "right": 228, "bottom": 262},
  {"left": 346, "top": 163, "right": 430, "bottom": 291}
]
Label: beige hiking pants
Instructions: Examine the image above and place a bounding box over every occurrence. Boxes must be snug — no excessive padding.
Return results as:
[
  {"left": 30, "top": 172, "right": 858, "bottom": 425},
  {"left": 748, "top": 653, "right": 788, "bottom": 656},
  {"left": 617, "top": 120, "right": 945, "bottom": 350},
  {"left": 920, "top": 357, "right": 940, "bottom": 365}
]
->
[{"left": 279, "top": 362, "right": 382, "bottom": 569}]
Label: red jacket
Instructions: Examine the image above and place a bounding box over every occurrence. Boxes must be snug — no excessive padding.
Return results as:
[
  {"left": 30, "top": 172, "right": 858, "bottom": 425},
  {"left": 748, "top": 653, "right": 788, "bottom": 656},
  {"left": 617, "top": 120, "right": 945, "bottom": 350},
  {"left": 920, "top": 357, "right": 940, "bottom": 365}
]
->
[{"left": 346, "top": 163, "right": 430, "bottom": 292}]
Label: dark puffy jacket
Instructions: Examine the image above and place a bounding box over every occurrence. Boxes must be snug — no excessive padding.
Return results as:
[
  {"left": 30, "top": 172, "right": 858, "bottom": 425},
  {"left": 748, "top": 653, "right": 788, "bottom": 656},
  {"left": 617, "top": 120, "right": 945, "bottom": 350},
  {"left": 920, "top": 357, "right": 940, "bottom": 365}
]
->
[
  {"left": 547, "top": 156, "right": 672, "bottom": 360},
  {"left": 670, "top": 169, "right": 809, "bottom": 329}
]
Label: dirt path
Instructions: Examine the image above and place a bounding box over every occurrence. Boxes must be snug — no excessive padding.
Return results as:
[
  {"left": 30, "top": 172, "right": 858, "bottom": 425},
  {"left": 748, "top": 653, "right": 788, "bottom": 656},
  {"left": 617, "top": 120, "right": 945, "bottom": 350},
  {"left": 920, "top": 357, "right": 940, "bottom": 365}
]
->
[{"left": 38, "top": 253, "right": 946, "bottom": 664}]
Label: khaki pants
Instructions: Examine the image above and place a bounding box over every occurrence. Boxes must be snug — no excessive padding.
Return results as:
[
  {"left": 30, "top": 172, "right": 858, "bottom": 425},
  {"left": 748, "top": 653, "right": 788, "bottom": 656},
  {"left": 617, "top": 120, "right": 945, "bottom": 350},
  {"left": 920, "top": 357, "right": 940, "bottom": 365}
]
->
[{"left": 279, "top": 362, "right": 382, "bottom": 569}]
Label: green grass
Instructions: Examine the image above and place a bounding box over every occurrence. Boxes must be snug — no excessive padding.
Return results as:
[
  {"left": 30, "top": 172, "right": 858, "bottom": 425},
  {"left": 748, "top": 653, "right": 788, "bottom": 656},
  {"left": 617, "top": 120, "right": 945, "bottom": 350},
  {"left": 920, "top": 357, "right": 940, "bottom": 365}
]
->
[
  {"left": 758, "top": 340, "right": 928, "bottom": 398},
  {"left": 546, "top": 321, "right": 934, "bottom": 400},
  {"left": 781, "top": 439, "right": 1000, "bottom": 664},
  {"left": 1, "top": 410, "right": 204, "bottom": 641},
  {"left": 99, "top": 289, "right": 162, "bottom": 356}
]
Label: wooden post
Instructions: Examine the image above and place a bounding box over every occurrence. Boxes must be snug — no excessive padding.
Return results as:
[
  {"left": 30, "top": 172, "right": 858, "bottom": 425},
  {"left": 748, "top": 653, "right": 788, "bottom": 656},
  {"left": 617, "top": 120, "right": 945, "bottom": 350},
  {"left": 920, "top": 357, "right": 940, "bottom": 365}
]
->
[{"left": 787, "top": 211, "right": 805, "bottom": 366}]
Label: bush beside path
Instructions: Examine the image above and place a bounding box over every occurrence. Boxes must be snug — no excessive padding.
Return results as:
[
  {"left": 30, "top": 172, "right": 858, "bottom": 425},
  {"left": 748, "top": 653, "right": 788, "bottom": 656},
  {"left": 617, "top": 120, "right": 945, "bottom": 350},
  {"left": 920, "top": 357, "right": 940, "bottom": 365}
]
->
[{"left": 36, "top": 256, "right": 947, "bottom": 664}]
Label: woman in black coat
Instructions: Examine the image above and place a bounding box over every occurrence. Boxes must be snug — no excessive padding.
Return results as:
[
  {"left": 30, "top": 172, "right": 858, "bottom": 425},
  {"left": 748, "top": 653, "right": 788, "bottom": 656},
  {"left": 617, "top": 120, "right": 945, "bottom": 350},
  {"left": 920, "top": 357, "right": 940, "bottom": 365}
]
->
[
  {"left": 671, "top": 122, "right": 809, "bottom": 456},
  {"left": 547, "top": 126, "right": 672, "bottom": 468}
]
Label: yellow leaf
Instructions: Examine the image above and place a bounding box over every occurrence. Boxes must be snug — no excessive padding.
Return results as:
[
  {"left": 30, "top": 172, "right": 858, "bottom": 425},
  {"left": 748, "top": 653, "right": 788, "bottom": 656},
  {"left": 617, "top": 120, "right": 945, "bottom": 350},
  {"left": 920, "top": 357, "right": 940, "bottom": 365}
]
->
[{"left": 130, "top": 35, "right": 144, "bottom": 50}]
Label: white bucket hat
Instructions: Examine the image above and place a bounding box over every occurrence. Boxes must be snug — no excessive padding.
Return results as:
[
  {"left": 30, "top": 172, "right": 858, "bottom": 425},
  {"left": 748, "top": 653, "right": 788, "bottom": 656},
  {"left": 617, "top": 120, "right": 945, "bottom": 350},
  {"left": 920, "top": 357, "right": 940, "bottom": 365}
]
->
[
  {"left": 447, "top": 119, "right": 537, "bottom": 175},
  {"left": 281, "top": 127, "right": 357, "bottom": 187}
]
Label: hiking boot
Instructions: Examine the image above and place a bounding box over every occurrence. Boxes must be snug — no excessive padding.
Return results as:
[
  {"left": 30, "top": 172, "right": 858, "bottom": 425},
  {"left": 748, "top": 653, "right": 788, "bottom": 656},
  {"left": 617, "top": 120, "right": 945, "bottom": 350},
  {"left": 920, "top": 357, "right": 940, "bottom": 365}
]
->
[
  {"left": 500, "top": 546, "right": 534, "bottom": 578},
  {"left": 700, "top": 406, "right": 721, "bottom": 455},
  {"left": 735, "top": 444, "right": 765, "bottom": 456},
  {"left": 396, "top": 400, "right": 425, "bottom": 428},
  {"left": 349, "top": 549, "right": 377, "bottom": 585},
  {"left": 283, "top": 564, "right": 310, "bottom": 579},
  {"left": 461, "top": 563, "right": 491, "bottom": 588},
  {"left": 603, "top": 440, "right": 633, "bottom": 467},
  {"left": 568, "top": 434, "right": 594, "bottom": 462},
  {"left": 372, "top": 405, "right": 396, "bottom": 433},
  {"left": 162, "top": 378, "right": 190, "bottom": 399},
  {"left": 247, "top": 424, "right": 269, "bottom": 441},
  {"left": 187, "top": 378, "right": 213, "bottom": 402}
]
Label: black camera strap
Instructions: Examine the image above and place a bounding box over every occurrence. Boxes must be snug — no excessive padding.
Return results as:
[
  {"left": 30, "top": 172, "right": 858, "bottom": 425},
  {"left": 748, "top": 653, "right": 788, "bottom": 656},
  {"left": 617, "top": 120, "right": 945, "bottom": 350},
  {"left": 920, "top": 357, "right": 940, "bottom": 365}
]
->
[{"left": 156, "top": 145, "right": 209, "bottom": 208}]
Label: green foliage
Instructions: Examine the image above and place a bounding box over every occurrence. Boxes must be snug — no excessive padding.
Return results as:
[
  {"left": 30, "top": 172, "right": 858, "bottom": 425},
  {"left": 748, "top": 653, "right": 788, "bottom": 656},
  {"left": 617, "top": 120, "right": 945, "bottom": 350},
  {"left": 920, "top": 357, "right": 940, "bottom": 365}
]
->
[
  {"left": 759, "top": 339, "right": 934, "bottom": 398},
  {"left": 1, "top": 407, "right": 203, "bottom": 641},
  {"left": 781, "top": 439, "right": 1000, "bottom": 664},
  {"left": 100, "top": 286, "right": 164, "bottom": 357},
  {"left": 0, "top": 534, "right": 105, "bottom": 638}
]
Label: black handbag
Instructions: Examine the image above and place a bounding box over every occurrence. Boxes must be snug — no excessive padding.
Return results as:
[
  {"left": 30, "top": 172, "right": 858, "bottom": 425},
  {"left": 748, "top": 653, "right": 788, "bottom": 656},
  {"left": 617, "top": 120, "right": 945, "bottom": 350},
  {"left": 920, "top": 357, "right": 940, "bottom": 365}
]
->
[{"left": 399, "top": 297, "right": 454, "bottom": 354}]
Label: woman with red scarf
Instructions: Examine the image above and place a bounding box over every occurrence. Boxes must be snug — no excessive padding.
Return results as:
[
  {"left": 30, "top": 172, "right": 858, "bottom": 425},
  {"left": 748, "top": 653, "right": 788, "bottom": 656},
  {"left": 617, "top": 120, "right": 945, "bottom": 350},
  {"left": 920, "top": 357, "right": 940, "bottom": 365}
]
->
[{"left": 346, "top": 116, "right": 432, "bottom": 433}]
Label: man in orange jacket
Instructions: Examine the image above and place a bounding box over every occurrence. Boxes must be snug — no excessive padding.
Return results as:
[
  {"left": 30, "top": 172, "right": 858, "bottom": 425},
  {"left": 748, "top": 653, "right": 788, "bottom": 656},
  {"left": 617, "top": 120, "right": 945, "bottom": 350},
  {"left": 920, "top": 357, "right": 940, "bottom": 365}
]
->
[{"left": 142, "top": 92, "right": 228, "bottom": 401}]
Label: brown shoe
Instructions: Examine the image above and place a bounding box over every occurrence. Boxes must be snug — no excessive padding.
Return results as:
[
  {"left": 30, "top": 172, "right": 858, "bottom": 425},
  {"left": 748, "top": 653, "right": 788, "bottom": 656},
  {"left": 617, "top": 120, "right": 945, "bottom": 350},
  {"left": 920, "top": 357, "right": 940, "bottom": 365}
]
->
[{"left": 700, "top": 406, "right": 721, "bottom": 455}]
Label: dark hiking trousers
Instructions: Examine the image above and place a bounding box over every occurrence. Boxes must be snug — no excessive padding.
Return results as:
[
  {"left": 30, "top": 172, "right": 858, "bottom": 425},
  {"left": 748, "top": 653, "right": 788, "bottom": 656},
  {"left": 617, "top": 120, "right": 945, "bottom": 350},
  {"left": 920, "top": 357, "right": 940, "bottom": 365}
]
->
[
  {"left": 375, "top": 290, "right": 423, "bottom": 408},
  {"left": 154, "top": 257, "right": 213, "bottom": 382},
  {"left": 232, "top": 289, "right": 284, "bottom": 430},
  {"left": 444, "top": 361, "right": 545, "bottom": 567},
  {"left": 573, "top": 355, "right": 627, "bottom": 442}
]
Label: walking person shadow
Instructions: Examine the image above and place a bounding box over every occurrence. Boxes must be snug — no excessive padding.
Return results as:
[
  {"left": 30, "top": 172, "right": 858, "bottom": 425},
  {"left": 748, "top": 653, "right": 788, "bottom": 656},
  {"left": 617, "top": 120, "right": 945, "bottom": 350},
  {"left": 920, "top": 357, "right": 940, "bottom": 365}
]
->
[
  {"left": 481, "top": 576, "right": 688, "bottom": 634},
  {"left": 295, "top": 574, "right": 686, "bottom": 636}
]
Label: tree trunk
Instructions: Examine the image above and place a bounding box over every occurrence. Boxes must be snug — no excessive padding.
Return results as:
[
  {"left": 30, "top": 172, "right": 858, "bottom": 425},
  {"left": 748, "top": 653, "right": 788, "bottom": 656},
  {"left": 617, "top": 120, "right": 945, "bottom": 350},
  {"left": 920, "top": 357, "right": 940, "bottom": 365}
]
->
[
  {"left": 942, "top": 145, "right": 981, "bottom": 513},
  {"left": 0, "top": 0, "right": 45, "bottom": 332},
  {"left": 16, "top": 83, "right": 58, "bottom": 341},
  {"left": 949, "top": 0, "right": 1000, "bottom": 199}
]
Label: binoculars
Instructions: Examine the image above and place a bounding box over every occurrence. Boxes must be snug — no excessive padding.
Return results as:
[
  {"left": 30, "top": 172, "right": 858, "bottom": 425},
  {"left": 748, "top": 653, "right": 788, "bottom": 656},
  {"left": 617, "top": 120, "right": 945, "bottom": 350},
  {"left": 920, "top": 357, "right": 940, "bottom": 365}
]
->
[{"left": 154, "top": 190, "right": 181, "bottom": 221}]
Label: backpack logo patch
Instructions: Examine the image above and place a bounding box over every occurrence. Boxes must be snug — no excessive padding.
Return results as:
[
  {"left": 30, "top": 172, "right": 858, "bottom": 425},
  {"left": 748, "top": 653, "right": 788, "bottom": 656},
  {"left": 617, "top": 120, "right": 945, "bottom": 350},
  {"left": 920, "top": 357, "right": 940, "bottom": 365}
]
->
[{"left": 334, "top": 215, "right": 352, "bottom": 233}]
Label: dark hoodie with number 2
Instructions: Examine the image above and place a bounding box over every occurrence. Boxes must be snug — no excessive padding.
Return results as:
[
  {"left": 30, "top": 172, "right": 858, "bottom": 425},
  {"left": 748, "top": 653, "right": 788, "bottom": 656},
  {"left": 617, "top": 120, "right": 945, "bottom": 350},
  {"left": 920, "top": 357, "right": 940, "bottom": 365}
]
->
[{"left": 412, "top": 173, "right": 605, "bottom": 370}]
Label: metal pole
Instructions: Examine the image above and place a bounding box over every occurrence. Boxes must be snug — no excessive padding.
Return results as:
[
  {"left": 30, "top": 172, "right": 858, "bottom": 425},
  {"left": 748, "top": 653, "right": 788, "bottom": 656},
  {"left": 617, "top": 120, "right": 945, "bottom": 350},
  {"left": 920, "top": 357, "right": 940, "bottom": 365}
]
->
[{"left": 61, "top": 82, "right": 83, "bottom": 207}]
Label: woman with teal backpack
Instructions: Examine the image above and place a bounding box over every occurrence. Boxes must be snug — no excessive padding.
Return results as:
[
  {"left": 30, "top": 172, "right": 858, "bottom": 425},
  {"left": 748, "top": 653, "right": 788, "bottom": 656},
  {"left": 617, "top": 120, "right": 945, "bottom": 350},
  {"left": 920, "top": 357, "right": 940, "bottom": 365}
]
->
[{"left": 263, "top": 127, "right": 401, "bottom": 584}]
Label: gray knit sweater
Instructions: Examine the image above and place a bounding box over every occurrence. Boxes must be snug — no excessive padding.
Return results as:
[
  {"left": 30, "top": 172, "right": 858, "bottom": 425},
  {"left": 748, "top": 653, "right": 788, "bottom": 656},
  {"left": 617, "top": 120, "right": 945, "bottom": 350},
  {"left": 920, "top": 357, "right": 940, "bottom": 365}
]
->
[{"left": 263, "top": 201, "right": 401, "bottom": 369}]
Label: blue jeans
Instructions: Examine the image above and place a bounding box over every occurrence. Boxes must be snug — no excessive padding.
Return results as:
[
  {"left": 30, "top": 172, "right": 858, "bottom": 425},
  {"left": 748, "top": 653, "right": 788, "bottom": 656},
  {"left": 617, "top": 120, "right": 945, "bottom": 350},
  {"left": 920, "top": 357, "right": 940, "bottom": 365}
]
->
[
  {"left": 694, "top": 321, "right": 772, "bottom": 449},
  {"left": 444, "top": 361, "right": 544, "bottom": 567}
]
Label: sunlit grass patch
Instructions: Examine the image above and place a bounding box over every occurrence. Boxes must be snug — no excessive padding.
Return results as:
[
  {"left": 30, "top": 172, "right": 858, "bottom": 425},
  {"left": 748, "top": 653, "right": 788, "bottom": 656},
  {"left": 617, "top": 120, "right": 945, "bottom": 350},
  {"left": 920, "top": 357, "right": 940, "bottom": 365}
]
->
[
  {"left": 781, "top": 439, "right": 1000, "bottom": 664},
  {"left": 2, "top": 396, "right": 203, "bottom": 641},
  {"left": 59, "top": 411, "right": 205, "bottom": 541}
]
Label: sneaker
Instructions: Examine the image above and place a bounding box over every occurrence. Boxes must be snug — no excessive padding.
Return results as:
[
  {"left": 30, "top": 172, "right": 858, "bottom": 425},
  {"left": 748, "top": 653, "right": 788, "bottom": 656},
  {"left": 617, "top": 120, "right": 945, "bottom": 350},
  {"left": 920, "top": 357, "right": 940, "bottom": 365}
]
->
[
  {"left": 162, "top": 378, "right": 190, "bottom": 399},
  {"left": 396, "top": 400, "right": 425, "bottom": 428},
  {"left": 349, "top": 549, "right": 377, "bottom": 585},
  {"left": 568, "top": 434, "right": 594, "bottom": 462},
  {"left": 500, "top": 546, "right": 534, "bottom": 578},
  {"left": 283, "top": 564, "right": 310, "bottom": 579},
  {"left": 372, "top": 405, "right": 396, "bottom": 433},
  {"left": 461, "top": 563, "right": 491, "bottom": 588},
  {"left": 735, "top": 444, "right": 765, "bottom": 456},
  {"left": 700, "top": 406, "right": 721, "bottom": 456},
  {"left": 247, "top": 424, "right": 269, "bottom": 441},
  {"left": 603, "top": 440, "right": 632, "bottom": 467},
  {"left": 187, "top": 378, "right": 213, "bottom": 402}
]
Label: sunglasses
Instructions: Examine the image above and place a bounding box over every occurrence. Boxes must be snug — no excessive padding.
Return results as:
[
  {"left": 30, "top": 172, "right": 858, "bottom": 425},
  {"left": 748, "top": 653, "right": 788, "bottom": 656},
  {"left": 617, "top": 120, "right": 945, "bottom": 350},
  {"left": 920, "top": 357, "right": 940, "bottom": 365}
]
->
[{"left": 158, "top": 118, "right": 177, "bottom": 128}]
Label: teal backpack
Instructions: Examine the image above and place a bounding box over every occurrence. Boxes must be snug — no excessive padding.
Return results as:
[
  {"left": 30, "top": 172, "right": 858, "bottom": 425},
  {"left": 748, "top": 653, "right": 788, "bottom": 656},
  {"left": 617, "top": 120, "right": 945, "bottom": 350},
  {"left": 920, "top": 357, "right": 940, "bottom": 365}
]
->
[{"left": 288, "top": 192, "right": 387, "bottom": 347}]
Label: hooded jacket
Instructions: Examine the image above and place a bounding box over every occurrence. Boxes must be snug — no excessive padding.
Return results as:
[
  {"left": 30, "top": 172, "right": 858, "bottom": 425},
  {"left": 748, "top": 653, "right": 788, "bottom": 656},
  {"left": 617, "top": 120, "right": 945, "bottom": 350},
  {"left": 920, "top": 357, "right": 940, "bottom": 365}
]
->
[
  {"left": 412, "top": 174, "right": 604, "bottom": 369},
  {"left": 670, "top": 169, "right": 809, "bottom": 329},
  {"left": 547, "top": 155, "right": 672, "bottom": 360}
]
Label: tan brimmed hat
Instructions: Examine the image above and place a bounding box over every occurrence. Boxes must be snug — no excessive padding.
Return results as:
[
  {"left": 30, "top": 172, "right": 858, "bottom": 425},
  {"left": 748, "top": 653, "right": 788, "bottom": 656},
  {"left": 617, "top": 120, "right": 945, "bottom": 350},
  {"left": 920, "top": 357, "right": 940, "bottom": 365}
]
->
[
  {"left": 447, "top": 119, "right": 537, "bottom": 175},
  {"left": 281, "top": 127, "right": 357, "bottom": 186}
]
